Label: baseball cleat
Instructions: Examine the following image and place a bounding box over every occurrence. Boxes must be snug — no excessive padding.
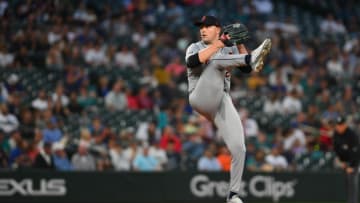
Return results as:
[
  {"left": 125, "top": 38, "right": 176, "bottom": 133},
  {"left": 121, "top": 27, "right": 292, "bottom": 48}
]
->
[
  {"left": 250, "top": 38, "right": 272, "bottom": 72},
  {"left": 227, "top": 195, "right": 244, "bottom": 203}
]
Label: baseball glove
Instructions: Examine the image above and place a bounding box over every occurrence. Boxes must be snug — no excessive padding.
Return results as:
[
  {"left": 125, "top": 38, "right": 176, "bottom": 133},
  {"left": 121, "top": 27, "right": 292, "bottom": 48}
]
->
[{"left": 222, "top": 23, "right": 250, "bottom": 45}]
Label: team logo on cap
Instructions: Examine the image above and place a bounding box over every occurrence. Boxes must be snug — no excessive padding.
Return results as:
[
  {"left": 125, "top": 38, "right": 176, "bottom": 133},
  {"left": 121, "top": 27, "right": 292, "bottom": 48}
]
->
[{"left": 201, "top": 16, "right": 206, "bottom": 21}]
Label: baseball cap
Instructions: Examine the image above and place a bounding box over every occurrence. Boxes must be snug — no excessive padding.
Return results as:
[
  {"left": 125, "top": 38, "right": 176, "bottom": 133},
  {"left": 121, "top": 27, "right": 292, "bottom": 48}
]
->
[
  {"left": 194, "top": 15, "right": 221, "bottom": 27},
  {"left": 336, "top": 116, "right": 346, "bottom": 124}
]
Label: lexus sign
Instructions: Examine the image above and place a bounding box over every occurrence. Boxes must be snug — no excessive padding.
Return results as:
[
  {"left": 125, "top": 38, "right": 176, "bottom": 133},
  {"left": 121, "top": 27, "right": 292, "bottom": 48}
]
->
[{"left": 0, "top": 179, "right": 66, "bottom": 196}]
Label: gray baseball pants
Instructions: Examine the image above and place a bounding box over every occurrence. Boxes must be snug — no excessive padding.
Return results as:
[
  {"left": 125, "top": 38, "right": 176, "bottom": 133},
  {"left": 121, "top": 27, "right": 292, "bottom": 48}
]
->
[{"left": 189, "top": 54, "right": 247, "bottom": 194}]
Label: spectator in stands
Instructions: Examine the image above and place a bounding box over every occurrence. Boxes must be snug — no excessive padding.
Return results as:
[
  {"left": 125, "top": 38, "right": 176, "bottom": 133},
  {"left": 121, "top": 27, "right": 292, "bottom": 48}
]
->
[
  {"left": 247, "top": 149, "right": 273, "bottom": 172},
  {"left": 8, "top": 138, "right": 33, "bottom": 169},
  {"left": 97, "top": 75, "right": 111, "bottom": 97},
  {"left": 255, "top": 131, "right": 272, "bottom": 153},
  {"left": 84, "top": 42, "right": 108, "bottom": 66},
  {"left": 46, "top": 43, "right": 64, "bottom": 70},
  {"left": 342, "top": 85, "right": 355, "bottom": 114},
  {"left": 263, "top": 93, "right": 282, "bottom": 115},
  {"left": 0, "top": 145, "right": 7, "bottom": 168},
  {"left": 33, "top": 142, "right": 55, "bottom": 170},
  {"left": 52, "top": 83, "right": 69, "bottom": 107},
  {"left": 0, "top": 45, "right": 14, "bottom": 68},
  {"left": 269, "top": 70, "right": 287, "bottom": 96},
  {"left": 52, "top": 99, "right": 70, "bottom": 118},
  {"left": 165, "top": 1, "right": 184, "bottom": 31},
  {"left": 19, "top": 109, "right": 35, "bottom": 141},
  {"left": 109, "top": 140, "right": 131, "bottom": 171},
  {"left": 105, "top": 79, "right": 127, "bottom": 111},
  {"left": 133, "top": 144, "right": 160, "bottom": 171},
  {"left": 149, "top": 142, "right": 168, "bottom": 170},
  {"left": 197, "top": 148, "right": 221, "bottom": 171},
  {"left": 282, "top": 89, "right": 302, "bottom": 115},
  {"left": 320, "top": 14, "right": 346, "bottom": 35},
  {"left": 217, "top": 145, "right": 231, "bottom": 172},
  {"left": 137, "top": 86, "right": 153, "bottom": 110},
  {"left": 67, "top": 92, "right": 83, "bottom": 114},
  {"left": 291, "top": 38, "right": 307, "bottom": 66},
  {"left": 316, "top": 89, "right": 331, "bottom": 113},
  {"left": 88, "top": 117, "right": 113, "bottom": 146},
  {"left": 126, "top": 87, "right": 140, "bottom": 110},
  {"left": 77, "top": 86, "right": 97, "bottom": 109},
  {"left": 0, "top": 82, "right": 9, "bottom": 103},
  {"left": 265, "top": 146, "right": 288, "bottom": 171},
  {"left": 4, "top": 74, "right": 23, "bottom": 94},
  {"left": 7, "top": 92, "right": 22, "bottom": 117},
  {"left": 42, "top": 119, "right": 63, "bottom": 144},
  {"left": 286, "top": 75, "right": 304, "bottom": 97},
  {"left": 71, "top": 143, "right": 96, "bottom": 171},
  {"left": 52, "top": 142, "right": 73, "bottom": 171},
  {"left": 136, "top": 120, "right": 161, "bottom": 144},
  {"left": 165, "top": 56, "right": 186, "bottom": 82},
  {"left": 282, "top": 126, "right": 306, "bottom": 153},
  {"left": 165, "top": 140, "right": 181, "bottom": 170},
  {"left": 131, "top": 25, "right": 155, "bottom": 49},
  {"left": 0, "top": 130, "right": 10, "bottom": 155},
  {"left": 0, "top": 104, "right": 19, "bottom": 135},
  {"left": 159, "top": 126, "right": 181, "bottom": 153},
  {"left": 326, "top": 52, "right": 344, "bottom": 78},
  {"left": 240, "top": 108, "right": 259, "bottom": 138},
  {"left": 114, "top": 45, "right": 138, "bottom": 69},
  {"left": 64, "top": 65, "right": 85, "bottom": 93},
  {"left": 182, "top": 116, "right": 205, "bottom": 161},
  {"left": 32, "top": 89, "right": 49, "bottom": 111}
]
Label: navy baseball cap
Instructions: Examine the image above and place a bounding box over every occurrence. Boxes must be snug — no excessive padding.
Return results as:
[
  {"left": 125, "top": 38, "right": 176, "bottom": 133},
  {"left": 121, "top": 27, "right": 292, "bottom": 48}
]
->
[{"left": 194, "top": 15, "right": 221, "bottom": 27}]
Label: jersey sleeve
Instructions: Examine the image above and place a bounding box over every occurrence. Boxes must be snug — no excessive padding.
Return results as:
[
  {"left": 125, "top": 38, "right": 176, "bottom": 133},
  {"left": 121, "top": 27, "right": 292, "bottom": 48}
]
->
[{"left": 185, "top": 43, "right": 200, "bottom": 63}]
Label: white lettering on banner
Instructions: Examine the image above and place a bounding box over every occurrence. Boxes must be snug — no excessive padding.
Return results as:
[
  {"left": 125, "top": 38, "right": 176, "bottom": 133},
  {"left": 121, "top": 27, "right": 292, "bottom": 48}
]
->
[
  {"left": 190, "top": 175, "right": 297, "bottom": 202},
  {"left": 0, "top": 179, "right": 66, "bottom": 196},
  {"left": 190, "top": 175, "right": 229, "bottom": 197},
  {"left": 249, "top": 175, "right": 297, "bottom": 202}
]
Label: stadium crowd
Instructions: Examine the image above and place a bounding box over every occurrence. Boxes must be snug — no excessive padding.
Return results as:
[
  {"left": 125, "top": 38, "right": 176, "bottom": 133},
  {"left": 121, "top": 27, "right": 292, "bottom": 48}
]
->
[{"left": 0, "top": 0, "right": 359, "bottom": 172}]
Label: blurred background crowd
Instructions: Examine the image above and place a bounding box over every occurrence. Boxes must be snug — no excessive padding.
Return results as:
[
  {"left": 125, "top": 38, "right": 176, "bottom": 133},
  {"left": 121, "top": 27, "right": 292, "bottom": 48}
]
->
[{"left": 0, "top": 0, "right": 359, "bottom": 172}]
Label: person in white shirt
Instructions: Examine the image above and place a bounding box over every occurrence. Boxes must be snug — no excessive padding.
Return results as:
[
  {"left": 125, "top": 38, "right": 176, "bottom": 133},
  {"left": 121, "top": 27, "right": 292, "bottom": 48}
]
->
[
  {"left": 114, "top": 45, "right": 138, "bottom": 69},
  {"left": 52, "top": 84, "right": 69, "bottom": 107},
  {"left": 84, "top": 43, "right": 108, "bottom": 66},
  {"left": 282, "top": 127, "right": 306, "bottom": 152},
  {"left": 109, "top": 141, "right": 131, "bottom": 171},
  {"left": 0, "top": 104, "right": 19, "bottom": 134},
  {"left": 263, "top": 93, "right": 282, "bottom": 115},
  {"left": 265, "top": 146, "right": 288, "bottom": 171},
  {"left": 32, "top": 89, "right": 49, "bottom": 111},
  {"left": 148, "top": 142, "right": 168, "bottom": 170},
  {"left": 105, "top": 80, "right": 127, "bottom": 111},
  {"left": 282, "top": 89, "right": 302, "bottom": 114}
]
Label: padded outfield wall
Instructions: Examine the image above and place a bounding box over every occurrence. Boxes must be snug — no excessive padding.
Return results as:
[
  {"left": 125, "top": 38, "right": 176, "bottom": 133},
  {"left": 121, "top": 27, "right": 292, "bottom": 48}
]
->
[{"left": 0, "top": 171, "right": 355, "bottom": 203}]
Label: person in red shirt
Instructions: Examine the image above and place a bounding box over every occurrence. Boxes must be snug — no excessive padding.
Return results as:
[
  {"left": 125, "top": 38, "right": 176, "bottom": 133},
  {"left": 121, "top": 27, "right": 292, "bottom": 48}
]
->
[
  {"left": 137, "top": 86, "right": 153, "bottom": 109},
  {"left": 126, "top": 87, "right": 139, "bottom": 110},
  {"left": 159, "top": 126, "right": 181, "bottom": 153}
]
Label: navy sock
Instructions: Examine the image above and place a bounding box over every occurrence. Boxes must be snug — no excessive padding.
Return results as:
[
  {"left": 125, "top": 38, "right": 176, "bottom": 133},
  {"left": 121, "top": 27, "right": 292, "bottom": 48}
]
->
[
  {"left": 228, "top": 191, "right": 237, "bottom": 199},
  {"left": 245, "top": 54, "right": 251, "bottom": 65}
]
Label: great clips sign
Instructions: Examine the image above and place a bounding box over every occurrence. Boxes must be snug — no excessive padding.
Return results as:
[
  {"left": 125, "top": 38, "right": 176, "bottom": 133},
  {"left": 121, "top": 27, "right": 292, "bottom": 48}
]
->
[{"left": 190, "top": 174, "right": 297, "bottom": 202}]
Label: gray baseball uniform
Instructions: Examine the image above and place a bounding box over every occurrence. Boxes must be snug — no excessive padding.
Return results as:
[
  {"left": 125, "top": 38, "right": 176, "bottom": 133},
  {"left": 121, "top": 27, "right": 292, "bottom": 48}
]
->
[{"left": 185, "top": 41, "right": 247, "bottom": 194}]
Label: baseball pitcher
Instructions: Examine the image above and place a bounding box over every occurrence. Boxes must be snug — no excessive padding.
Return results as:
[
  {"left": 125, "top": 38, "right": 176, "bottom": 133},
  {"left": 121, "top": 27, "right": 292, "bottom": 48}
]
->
[{"left": 185, "top": 15, "right": 271, "bottom": 203}]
